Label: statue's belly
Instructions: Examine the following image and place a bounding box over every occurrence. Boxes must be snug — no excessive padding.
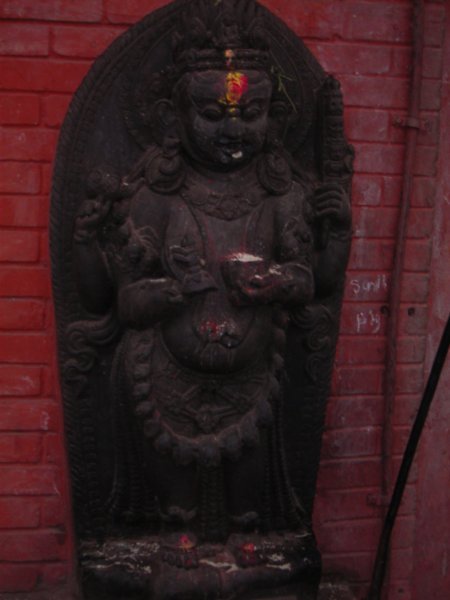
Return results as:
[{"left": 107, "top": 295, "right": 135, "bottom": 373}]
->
[
  {"left": 161, "top": 300, "right": 273, "bottom": 373},
  {"left": 161, "top": 201, "right": 275, "bottom": 373}
]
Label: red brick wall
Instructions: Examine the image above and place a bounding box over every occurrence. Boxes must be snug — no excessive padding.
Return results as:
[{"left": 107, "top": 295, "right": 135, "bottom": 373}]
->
[
  {"left": 0, "top": 1, "right": 448, "bottom": 598},
  {"left": 411, "top": 17, "right": 450, "bottom": 599}
]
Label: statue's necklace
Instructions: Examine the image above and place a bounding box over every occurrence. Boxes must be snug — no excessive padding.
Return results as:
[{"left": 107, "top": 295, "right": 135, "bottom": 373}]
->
[{"left": 181, "top": 176, "right": 264, "bottom": 221}]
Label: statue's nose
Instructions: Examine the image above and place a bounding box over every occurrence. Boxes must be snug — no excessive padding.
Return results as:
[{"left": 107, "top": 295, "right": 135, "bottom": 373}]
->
[{"left": 222, "top": 114, "right": 243, "bottom": 139}]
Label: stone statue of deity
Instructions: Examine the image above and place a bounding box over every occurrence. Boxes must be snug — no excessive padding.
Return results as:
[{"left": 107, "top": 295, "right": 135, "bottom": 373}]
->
[{"left": 51, "top": 1, "right": 353, "bottom": 597}]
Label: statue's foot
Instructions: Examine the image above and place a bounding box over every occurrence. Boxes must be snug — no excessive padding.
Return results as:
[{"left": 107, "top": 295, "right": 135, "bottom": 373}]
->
[
  {"left": 161, "top": 533, "right": 199, "bottom": 569},
  {"left": 162, "top": 548, "right": 199, "bottom": 569},
  {"left": 232, "top": 540, "right": 266, "bottom": 568}
]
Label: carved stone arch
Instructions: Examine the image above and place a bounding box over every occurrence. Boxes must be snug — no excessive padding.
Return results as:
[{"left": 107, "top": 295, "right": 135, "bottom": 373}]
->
[{"left": 50, "top": 0, "right": 353, "bottom": 597}]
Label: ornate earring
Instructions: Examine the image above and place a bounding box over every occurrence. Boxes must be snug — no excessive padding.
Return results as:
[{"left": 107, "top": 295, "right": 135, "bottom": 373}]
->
[
  {"left": 145, "top": 131, "right": 186, "bottom": 194},
  {"left": 257, "top": 126, "right": 292, "bottom": 195}
]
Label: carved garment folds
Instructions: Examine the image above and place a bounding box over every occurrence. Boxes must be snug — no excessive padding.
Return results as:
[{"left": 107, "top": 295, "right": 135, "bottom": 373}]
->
[{"left": 51, "top": 1, "right": 353, "bottom": 598}]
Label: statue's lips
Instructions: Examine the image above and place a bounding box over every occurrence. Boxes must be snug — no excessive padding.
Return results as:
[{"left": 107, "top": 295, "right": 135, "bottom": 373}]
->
[{"left": 216, "top": 141, "right": 246, "bottom": 160}]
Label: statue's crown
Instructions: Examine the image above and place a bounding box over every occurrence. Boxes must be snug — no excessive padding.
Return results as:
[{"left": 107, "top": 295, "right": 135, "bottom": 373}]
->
[{"left": 172, "top": 0, "right": 270, "bottom": 73}]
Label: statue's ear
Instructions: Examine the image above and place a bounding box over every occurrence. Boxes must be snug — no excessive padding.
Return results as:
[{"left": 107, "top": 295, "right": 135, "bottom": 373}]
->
[
  {"left": 155, "top": 99, "right": 176, "bottom": 127},
  {"left": 152, "top": 99, "right": 177, "bottom": 145},
  {"left": 269, "top": 100, "right": 291, "bottom": 141}
]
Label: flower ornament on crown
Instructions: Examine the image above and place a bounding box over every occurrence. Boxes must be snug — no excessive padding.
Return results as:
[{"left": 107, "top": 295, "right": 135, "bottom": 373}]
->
[{"left": 172, "top": 0, "right": 271, "bottom": 75}]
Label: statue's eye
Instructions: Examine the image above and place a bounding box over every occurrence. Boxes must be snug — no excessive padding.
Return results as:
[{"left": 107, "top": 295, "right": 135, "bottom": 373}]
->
[
  {"left": 242, "top": 105, "right": 262, "bottom": 121},
  {"left": 201, "top": 107, "right": 224, "bottom": 121}
]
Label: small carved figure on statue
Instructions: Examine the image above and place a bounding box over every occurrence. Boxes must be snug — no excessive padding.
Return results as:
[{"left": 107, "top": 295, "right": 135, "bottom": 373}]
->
[{"left": 52, "top": 1, "right": 353, "bottom": 598}]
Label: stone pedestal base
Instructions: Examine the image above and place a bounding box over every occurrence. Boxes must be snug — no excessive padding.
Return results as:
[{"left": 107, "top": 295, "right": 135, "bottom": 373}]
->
[{"left": 81, "top": 531, "right": 321, "bottom": 599}]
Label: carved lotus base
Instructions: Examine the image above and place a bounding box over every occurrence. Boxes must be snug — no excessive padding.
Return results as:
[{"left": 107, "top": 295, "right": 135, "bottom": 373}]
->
[{"left": 81, "top": 531, "right": 321, "bottom": 599}]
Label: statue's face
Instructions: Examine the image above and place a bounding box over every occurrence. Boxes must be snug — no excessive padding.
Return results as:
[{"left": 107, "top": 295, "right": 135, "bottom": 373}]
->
[{"left": 175, "top": 69, "right": 272, "bottom": 170}]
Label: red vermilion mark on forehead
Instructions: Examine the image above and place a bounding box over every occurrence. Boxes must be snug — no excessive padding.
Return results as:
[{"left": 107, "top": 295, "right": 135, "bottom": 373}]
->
[{"left": 223, "top": 71, "right": 248, "bottom": 105}]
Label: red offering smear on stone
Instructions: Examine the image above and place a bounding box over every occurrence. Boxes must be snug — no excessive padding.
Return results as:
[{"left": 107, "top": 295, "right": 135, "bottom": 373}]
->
[
  {"left": 242, "top": 542, "right": 256, "bottom": 554},
  {"left": 178, "top": 534, "right": 195, "bottom": 550},
  {"left": 224, "top": 72, "right": 249, "bottom": 105},
  {"left": 225, "top": 48, "right": 235, "bottom": 69}
]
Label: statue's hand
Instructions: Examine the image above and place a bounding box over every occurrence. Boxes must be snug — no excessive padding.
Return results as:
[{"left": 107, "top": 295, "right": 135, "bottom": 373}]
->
[
  {"left": 231, "top": 268, "right": 290, "bottom": 305},
  {"left": 170, "top": 243, "right": 204, "bottom": 271},
  {"left": 74, "top": 196, "right": 111, "bottom": 243},
  {"left": 230, "top": 263, "right": 314, "bottom": 307},
  {"left": 314, "top": 183, "right": 351, "bottom": 232}
]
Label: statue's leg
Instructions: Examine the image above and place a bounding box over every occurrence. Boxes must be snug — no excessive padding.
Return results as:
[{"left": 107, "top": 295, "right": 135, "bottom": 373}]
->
[
  {"left": 224, "top": 442, "right": 265, "bottom": 530},
  {"left": 145, "top": 445, "right": 198, "bottom": 526},
  {"left": 198, "top": 463, "right": 228, "bottom": 542}
]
